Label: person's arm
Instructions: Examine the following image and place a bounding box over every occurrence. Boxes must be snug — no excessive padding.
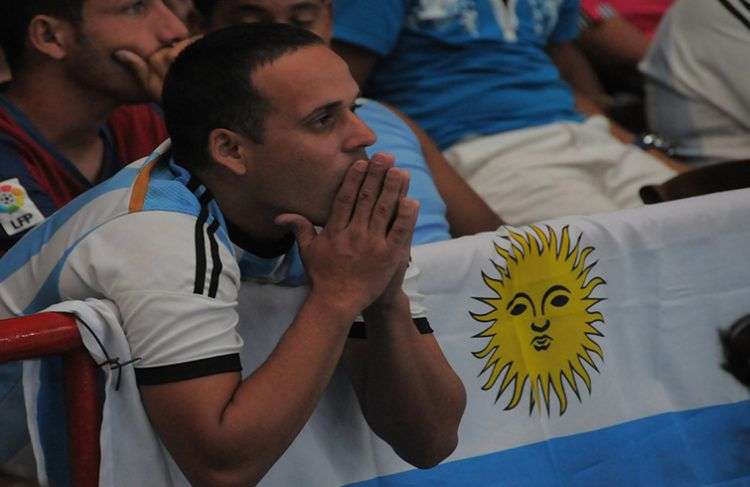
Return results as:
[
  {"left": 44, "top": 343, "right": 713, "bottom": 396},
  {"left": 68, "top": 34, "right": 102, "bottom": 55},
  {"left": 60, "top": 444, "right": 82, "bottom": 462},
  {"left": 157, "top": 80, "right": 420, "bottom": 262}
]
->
[
  {"left": 342, "top": 154, "right": 465, "bottom": 467},
  {"left": 389, "top": 106, "right": 503, "bottom": 236},
  {"left": 546, "top": 40, "right": 612, "bottom": 112},
  {"left": 547, "top": 42, "right": 685, "bottom": 172},
  {"left": 140, "top": 157, "right": 421, "bottom": 486},
  {"left": 343, "top": 285, "right": 466, "bottom": 468},
  {"left": 578, "top": 15, "right": 650, "bottom": 69}
]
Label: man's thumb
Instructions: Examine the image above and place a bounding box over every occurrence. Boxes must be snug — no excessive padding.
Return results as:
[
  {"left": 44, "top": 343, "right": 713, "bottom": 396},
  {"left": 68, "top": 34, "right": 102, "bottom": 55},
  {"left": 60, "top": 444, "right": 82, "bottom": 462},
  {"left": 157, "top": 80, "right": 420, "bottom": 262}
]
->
[
  {"left": 113, "top": 50, "right": 149, "bottom": 80},
  {"left": 275, "top": 214, "right": 315, "bottom": 247}
]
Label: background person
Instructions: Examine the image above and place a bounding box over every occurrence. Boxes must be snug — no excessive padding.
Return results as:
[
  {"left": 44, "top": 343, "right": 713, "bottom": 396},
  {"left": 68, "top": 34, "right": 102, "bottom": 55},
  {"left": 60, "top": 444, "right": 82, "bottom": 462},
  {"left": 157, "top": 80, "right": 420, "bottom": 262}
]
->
[{"left": 331, "top": 0, "right": 678, "bottom": 225}]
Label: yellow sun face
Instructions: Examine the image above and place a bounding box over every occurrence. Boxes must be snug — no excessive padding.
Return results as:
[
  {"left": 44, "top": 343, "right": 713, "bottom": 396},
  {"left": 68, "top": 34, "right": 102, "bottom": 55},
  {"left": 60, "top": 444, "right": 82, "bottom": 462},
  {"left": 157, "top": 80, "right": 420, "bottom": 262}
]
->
[{"left": 471, "top": 225, "right": 606, "bottom": 416}]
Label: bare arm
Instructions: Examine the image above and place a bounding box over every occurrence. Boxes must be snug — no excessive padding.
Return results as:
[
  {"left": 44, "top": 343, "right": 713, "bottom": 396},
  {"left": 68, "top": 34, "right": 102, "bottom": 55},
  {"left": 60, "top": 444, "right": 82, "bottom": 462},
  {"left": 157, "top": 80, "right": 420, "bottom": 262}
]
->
[
  {"left": 140, "top": 157, "right": 420, "bottom": 486},
  {"left": 343, "top": 292, "right": 466, "bottom": 468},
  {"left": 547, "top": 41, "right": 612, "bottom": 112},
  {"left": 549, "top": 42, "right": 685, "bottom": 172},
  {"left": 578, "top": 16, "right": 650, "bottom": 69},
  {"left": 389, "top": 105, "right": 503, "bottom": 236},
  {"left": 342, "top": 153, "right": 466, "bottom": 468}
]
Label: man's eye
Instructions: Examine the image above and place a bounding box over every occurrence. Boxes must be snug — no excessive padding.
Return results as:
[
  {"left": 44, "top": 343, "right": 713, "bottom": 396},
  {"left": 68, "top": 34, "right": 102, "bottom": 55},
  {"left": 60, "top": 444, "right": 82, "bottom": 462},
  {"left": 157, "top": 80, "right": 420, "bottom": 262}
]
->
[
  {"left": 123, "top": 0, "right": 148, "bottom": 14},
  {"left": 351, "top": 101, "right": 363, "bottom": 112},
  {"left": 292, "top": 19, "right": 315, "bottom": 29},
  {"left": 312, "top": 114, "right": 334, "bottom": 128}
]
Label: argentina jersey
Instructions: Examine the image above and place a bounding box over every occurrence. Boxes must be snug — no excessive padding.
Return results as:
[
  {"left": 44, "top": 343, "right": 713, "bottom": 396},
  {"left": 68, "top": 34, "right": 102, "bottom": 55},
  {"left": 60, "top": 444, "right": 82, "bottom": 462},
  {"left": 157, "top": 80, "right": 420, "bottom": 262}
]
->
[{"left": 0, "top": 140, "right": 244, "bottom": 486}]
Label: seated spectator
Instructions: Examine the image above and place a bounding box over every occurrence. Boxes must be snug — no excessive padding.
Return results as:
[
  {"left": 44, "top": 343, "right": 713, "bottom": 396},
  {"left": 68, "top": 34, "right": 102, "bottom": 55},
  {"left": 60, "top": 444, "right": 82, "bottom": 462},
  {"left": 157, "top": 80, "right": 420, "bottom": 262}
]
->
[
  {"left": 332, "top": 0, "right": 678, "bottom": 225},
  {"left": 641, "top": 0, "right": 750, "bottom": 166},
  {"left": 0, "top": 24, "right": 465, "bottom": 485},
  {"left": 0, "top": 0, "right": 188, "bottom": 476},
  {"left": 194, "top": 0, "right": 502, "bottom": 242},
  {"left": 0, "top": 0, "right": 190, "bottom": 253}
]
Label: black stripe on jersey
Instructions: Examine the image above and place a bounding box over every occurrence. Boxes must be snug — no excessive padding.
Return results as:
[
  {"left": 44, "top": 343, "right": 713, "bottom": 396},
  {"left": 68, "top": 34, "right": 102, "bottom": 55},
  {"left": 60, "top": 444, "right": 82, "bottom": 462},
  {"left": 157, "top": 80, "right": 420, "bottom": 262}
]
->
[
  {"left": 134, "top": 354, "right": 242, "bottom": 385},
  {"left": 347, "top": 317, "right": 434, "bottom": 339},
  {"left": 186, "top": 176, "right": 201, "bottom": 194},
  {"left": 193, "top": 190, "right": 214, "bottom": 295},
  {"left": 207, "top": 219, "right": 222, "bottom": 299},
  {"left": 719, "top": 0, "right": 750, "bottom": 30}
]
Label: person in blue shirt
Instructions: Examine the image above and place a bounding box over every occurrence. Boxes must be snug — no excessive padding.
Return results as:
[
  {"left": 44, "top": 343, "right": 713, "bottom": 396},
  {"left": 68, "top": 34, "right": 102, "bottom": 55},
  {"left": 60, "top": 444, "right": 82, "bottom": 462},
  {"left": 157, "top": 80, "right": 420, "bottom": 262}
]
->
[
  {"left": 331, "top": 0, "right": 679, "bottom": 224},
  {"left": 194, "top": 0, "right": 502, "bottom": 243}
]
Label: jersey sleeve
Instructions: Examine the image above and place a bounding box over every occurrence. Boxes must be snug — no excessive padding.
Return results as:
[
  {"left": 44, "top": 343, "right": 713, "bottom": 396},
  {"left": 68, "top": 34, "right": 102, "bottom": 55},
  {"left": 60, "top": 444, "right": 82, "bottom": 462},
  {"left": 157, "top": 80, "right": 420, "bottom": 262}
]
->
[
  {"left": 0, "top": 140, "right": 57, "bottom": 253},
  {"left": 549, "top": 0, "right": 582, "bottom": 43},
  {"left": 67, "top": 210, "right": 243, "bottom": 384},
  {"left": 332, "top": 0, "right": 408, "bottom": 56}
]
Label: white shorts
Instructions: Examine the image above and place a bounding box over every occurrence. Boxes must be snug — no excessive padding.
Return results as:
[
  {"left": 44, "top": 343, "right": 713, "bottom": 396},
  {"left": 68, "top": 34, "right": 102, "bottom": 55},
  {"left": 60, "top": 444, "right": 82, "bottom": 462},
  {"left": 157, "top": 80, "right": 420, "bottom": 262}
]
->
[{"left": 443, "top": 116, "right": 676, "bottom": 224}]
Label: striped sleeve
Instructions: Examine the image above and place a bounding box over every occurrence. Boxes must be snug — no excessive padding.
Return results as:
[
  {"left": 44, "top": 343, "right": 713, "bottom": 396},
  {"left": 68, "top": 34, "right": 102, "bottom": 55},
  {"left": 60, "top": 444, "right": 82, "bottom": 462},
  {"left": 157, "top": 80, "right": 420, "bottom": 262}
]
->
[{"left": 64, "top": 210, "right": 244, "bottom": 381}]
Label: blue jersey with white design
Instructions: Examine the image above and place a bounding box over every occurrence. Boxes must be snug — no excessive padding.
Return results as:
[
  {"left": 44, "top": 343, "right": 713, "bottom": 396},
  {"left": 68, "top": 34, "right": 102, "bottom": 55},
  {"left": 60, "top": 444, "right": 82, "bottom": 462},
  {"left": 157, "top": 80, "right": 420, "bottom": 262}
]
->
[{"left": 333, "top": 0, "right": 584, "bottom": 149}]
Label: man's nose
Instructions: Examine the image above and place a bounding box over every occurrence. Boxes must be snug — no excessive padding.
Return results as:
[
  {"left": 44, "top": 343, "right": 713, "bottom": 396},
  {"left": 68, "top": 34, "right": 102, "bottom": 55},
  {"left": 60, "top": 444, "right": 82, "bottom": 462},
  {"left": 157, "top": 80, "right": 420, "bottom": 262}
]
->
[
  {"left": 156, "top": 1, "right": 190, "bottom": 46},
  {"left": 344, "top": 112, "right": 376, "bottom": 152}
]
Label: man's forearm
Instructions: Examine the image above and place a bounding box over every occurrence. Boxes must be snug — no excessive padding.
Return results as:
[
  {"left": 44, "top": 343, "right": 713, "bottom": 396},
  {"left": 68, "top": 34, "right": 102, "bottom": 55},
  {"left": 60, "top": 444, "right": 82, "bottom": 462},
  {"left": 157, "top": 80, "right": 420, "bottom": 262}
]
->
[{"left": 347, "top": 292, "right": 466, "bottom": 468}]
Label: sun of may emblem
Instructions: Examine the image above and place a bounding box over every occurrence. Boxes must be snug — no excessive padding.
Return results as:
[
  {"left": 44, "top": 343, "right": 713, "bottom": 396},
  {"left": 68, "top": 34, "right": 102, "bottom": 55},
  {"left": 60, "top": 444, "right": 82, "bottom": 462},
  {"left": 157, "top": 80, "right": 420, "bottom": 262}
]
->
[{"left": 471, "top": 225, "right": 606, "bottom": 416}]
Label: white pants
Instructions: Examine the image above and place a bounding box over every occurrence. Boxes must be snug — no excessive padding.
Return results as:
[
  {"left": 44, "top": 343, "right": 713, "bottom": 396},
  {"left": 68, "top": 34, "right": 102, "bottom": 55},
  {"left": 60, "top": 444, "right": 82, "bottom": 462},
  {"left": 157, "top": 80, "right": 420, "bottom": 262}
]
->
[{"left": 444, "top": 116, "right": 676, "bottom": 224}]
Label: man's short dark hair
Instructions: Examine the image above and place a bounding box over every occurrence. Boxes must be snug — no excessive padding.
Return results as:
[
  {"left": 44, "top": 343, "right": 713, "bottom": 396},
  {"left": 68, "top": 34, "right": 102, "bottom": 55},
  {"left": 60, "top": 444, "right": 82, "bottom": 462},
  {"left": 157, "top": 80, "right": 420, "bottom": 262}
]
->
[
  {"left": 0, "top": 0, "right": 83, "bottom": 73},
  {"left": 162, "top": 23, "right": 325, "bottom": 171}
]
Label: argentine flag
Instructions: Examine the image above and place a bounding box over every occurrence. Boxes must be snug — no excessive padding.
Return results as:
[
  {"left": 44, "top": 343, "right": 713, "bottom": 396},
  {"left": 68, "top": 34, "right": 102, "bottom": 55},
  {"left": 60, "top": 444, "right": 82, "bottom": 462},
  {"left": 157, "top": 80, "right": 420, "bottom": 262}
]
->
[{"left": 237, "top": 188, "right": 750, "bottom": 486}]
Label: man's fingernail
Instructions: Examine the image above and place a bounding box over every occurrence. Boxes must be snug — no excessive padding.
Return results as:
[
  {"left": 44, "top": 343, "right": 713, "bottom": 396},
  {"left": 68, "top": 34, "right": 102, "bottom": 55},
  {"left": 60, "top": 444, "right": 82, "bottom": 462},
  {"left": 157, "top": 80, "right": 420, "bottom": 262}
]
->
[{"left": 353, "top": 160, "right": 367, "bottom": 172}]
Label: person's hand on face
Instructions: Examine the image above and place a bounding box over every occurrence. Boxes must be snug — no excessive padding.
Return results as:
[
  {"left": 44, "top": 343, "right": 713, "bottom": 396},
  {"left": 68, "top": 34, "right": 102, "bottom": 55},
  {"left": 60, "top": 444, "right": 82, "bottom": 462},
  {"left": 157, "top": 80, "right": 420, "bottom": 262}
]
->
[
  {"left": 276, "top": 152, "right": 419, "bottom": 316},
  {"left": 114, "top": 35, "right": 201, "bottom": 102}
]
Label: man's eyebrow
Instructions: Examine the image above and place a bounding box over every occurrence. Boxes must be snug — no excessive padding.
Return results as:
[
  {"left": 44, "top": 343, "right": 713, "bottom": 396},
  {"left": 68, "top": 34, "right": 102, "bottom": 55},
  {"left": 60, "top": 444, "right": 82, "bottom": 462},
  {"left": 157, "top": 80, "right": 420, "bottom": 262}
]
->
[
  {"left": 301, "top": 101, "right": 342, "bottom": 123},
  {"left": 291, "top": 2, "right": 323, "bottom": 12}
]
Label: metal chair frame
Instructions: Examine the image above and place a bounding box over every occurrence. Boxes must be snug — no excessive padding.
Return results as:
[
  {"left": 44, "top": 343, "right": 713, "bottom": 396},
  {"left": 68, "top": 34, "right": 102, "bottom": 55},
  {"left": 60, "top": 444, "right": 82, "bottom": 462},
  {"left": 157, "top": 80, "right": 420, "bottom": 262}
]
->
[{"left": 0, "top": 312, "right": 100, "bottom": 487}]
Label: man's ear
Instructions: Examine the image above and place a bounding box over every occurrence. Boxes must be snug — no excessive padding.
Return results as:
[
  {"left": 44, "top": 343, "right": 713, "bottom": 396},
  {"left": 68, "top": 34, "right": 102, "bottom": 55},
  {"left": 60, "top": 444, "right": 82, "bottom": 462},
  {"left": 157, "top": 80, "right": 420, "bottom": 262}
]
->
[
  {"left": 208, "top": 128, "right": 251, "bottom": 176},
  {"left": 27, "top": 15, "right": 75, "bottom": 61}
]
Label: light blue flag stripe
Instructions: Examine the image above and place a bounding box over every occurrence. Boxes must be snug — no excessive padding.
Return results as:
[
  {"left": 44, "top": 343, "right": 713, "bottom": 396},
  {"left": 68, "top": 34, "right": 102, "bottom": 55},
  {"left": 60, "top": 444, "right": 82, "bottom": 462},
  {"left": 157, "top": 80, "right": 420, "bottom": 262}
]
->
[{"left": 347, "top": 400, "right": 750, "bottom": 487}]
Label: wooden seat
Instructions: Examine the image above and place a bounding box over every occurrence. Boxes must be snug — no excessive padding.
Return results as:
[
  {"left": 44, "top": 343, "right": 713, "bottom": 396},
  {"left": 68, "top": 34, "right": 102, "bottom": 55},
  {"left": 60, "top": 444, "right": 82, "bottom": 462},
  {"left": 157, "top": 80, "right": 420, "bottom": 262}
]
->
[{"left": 0, "top": 313, "right": 100, "bottom": 487}]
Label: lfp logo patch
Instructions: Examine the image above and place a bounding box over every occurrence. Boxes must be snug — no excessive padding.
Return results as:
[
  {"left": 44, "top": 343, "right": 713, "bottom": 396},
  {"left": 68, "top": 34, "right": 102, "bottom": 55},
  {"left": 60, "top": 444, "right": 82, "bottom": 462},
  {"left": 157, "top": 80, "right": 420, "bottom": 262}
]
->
[
  {"left": 0, "top": 179, "right": 45, "bottom": 236},
  {"left": 0, "top": 183, "right": 26, "bottom": 213},
  {"left": 471, "top": 225, "right": 606, "bottom": 416}
]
